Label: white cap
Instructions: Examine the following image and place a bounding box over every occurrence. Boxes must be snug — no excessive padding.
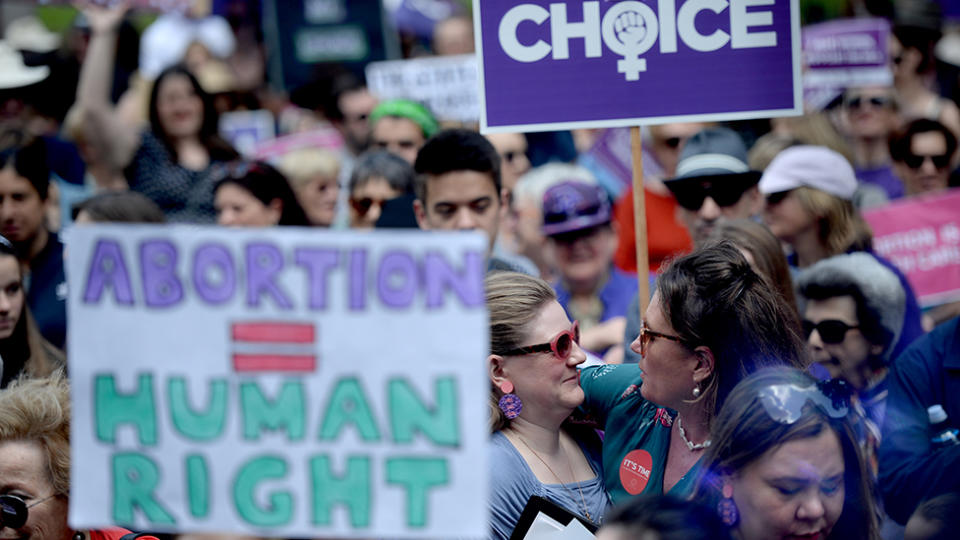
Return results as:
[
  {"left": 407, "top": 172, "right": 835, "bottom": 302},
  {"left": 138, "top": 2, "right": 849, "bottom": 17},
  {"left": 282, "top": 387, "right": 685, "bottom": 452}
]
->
[{"left": 759, "top": 145, "right": 858, "bottom": 200}]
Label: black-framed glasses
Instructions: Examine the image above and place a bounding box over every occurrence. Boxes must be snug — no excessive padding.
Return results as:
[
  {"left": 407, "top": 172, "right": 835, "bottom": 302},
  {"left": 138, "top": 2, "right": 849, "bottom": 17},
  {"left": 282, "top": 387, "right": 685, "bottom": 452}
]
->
[
  {"left": 802, "top": 319, "right": 859, "bottom": 345},
  {"left": 670, "top": 178, "right": 756, "bottom": 211},
  {"left": 0, "top": 494, "right": 57, "bottom": 529},
  {"left": 758, "top": 380, "right": 851, "bottom": 425},
  {"left": 638, "top": 320, "right": 690, "bottom": 357},
  {"left": 902, "top": 153, "right": 951, "bottom": 170},
  {"left": 501, "top": 321, "right": 580, "bottom": 361},
  {"left": 844, "top": 95, "right": 892, "bottom": 110}
]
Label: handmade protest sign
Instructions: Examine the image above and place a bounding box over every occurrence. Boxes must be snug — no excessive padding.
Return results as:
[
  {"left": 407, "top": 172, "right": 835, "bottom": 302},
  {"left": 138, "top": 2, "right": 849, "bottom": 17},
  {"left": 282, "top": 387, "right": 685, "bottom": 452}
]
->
[
  {"left": 802, "top": 18, "right": 891, "bottom": 110},
  {"left": 366, "top": 55, "right": 479, "bottom": 124},
  {"left": 864, "top": 189, "right": 960, "bottom": 307},
  {"left": 219, "top": 110, "right": 276, "bottom": 158},
  {"left": 66, "top": 225, "right": 489, "bottom": 538},
  {"left": 474, "top": 0, "right": 802, "bottom": 133}
]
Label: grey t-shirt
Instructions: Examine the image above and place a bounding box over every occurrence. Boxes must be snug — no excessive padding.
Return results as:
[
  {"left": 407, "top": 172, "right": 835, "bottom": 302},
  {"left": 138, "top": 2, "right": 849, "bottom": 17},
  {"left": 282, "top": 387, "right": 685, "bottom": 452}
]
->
[{"left": 489, "top": 430, "right": 611, "bottom": 539}]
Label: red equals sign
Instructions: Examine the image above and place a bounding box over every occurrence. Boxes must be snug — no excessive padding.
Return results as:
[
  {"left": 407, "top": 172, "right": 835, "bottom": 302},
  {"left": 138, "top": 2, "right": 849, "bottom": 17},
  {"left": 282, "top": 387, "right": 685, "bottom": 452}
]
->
[{"left": 231, "top": 322, "right": 316, "bottom": 373}]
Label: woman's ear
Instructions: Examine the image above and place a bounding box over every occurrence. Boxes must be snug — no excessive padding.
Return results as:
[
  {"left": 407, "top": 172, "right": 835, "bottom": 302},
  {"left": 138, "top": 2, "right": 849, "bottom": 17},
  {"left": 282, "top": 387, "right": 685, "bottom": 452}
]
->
[
  {"left": 267, "top": 198, "right": 283, "bottom": 225},
  {"left": 488, "top": 354, "right": 508, "bottom": 387},
  {"left": 692, "top": 346, "right": 715, "bottom": 384}
]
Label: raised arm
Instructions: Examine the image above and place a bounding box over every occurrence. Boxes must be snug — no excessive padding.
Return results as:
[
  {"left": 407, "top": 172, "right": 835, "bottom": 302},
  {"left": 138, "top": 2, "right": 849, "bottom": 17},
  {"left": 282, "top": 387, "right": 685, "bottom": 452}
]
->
[{"left": 75, "top": 0, "right": 140, "bottom": 170}]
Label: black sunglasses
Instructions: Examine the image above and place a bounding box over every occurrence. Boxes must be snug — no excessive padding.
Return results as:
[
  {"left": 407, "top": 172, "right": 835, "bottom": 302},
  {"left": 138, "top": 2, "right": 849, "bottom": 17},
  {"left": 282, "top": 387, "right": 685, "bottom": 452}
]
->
[
  {"left": 656, "top": 136, "right": 683, "bottom": 149},
  {"left": 0, "top": 494, "right": 56, "bottom": 529},
  {"left": 845, "top": 95, "right": 892, "bottom": 110},
  {"left": 902, "top": 153, "right": 950, "bottom": 170},
  {"left": 802, "top": 319, "right": 859, "bottom": 344},
  {"left": 671, "top": 179, "right": 754, "bottom": 211},
  {"left": 765, "top": 190, "right": 792, "bottom": 206},
  {"left": 350, "top": 196, "right": 391, "bottom": 217}
]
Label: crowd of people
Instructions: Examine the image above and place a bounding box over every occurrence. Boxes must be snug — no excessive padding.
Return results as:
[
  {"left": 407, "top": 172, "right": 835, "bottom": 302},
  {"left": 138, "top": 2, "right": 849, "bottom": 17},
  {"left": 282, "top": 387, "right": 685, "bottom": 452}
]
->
[{"left": 1, "top": 0, "right": 960, "bottom": 539}]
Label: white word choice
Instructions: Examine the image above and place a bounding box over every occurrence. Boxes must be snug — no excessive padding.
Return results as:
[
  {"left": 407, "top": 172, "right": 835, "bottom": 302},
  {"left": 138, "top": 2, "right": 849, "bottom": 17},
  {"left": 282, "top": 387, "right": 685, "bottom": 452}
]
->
[{"left": 498, "top": 0, "right": 779, "bottom": 80}]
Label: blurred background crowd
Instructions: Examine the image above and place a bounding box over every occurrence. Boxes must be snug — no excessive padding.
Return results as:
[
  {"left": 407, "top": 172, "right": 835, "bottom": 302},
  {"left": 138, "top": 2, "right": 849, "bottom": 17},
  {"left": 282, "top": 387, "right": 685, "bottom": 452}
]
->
[{"left": 1, "top": 0, "right": 960, "bottom": 539}]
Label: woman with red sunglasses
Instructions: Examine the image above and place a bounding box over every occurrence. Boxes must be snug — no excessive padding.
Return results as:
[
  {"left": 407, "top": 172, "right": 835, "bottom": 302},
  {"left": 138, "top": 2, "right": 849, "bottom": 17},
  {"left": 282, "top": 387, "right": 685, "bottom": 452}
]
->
[
  {"left": 578, "top": 242, "right": 807, "bottom": 506},
  {"left": 486, "top": 271, "right": 611, "bottom": 538}
]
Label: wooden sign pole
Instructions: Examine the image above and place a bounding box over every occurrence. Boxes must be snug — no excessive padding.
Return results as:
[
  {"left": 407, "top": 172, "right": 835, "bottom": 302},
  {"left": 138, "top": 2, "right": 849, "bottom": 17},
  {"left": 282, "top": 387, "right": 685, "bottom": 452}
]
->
[{"left": 630, "top": 126, "right": 650, "bottom": 320}]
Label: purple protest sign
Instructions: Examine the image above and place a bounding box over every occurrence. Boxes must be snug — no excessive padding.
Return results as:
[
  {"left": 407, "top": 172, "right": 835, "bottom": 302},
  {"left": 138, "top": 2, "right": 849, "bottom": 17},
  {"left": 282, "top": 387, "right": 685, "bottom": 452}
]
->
[
  {"left": 474, "top": 0, "right": 801, "bottom": 133},
  {"left": 802, "top": 18, "right": 891, "bottom": 110}
]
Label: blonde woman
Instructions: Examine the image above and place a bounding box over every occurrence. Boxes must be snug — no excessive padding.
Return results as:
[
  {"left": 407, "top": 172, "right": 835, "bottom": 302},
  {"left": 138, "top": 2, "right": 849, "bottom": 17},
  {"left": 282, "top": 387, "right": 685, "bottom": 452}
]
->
[
  {"left": 276, "top": 148, "right": 341, "bottom": 227},
  {"left": 759, "top": 145, "right": 924, "bottom": 359},
  {"left": 486, "top": 271, "right": 610, "bottom": 538}
]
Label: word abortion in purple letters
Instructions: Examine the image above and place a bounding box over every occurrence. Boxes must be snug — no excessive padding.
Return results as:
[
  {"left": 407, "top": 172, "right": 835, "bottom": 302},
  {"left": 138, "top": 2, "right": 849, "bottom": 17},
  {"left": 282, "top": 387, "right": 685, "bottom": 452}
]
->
[{"left": 81, "top": 238, "right": 484, "bottom": 311}]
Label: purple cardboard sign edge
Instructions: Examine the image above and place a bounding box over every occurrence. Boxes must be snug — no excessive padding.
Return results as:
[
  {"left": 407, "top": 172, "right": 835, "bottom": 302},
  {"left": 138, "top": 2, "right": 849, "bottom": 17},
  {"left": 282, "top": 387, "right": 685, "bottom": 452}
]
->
[{"left": 472, "top": 0, "right": 803, "bottom": 134}]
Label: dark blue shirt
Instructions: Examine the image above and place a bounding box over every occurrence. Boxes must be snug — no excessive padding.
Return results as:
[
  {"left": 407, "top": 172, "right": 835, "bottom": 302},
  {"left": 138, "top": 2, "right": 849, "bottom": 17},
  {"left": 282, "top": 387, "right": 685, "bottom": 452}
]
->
[
  {"left": 27, "top": 233, "right": 67, "bottom": 350},
  {"left": 879, "top": 317, "right": 960, "bottom": 524}
]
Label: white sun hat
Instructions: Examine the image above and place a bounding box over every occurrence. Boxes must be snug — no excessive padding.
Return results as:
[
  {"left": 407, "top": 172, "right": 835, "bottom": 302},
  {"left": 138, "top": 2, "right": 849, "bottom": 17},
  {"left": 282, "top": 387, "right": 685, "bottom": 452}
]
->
[
  {"left": 5, "top": 16, "right": 61, "bottom": 53},
  {"left": 0, "top": 40, "right": 49, "bottom": 90}
]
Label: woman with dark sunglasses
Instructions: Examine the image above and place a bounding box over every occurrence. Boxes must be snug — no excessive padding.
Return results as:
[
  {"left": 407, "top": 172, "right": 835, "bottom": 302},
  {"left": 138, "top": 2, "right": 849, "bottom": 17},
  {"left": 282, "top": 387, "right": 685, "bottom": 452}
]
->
[
  {"left": 486, "top": 271, "right": 611, "bottom": 538},
  {"left": 578, "top": 243, "right": 806, "bottom": 506},
  {"left": 347, "top": 151, "right": 415, "bottom": 229},
  {"left": 0, "top": 374, "right": 160, "bottom": 540},
  {"left": 692, "top": 367, "right": 880, "bottom": 540},
  {"left": 0, "top": 236, "right": 63, "bottom": 388}
]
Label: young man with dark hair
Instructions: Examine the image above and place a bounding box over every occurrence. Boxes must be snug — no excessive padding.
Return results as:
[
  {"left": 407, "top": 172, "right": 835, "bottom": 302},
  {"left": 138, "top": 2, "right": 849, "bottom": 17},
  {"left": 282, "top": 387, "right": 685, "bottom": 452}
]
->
[
  {"left": 329, "top": 73, "right": 378, "bottom": 158},
  {"left": 413, "top": 129, "right": 509, "bottom": 267},
  {"left": 0, "top": 138, "right": 67, "bottom": 349}
]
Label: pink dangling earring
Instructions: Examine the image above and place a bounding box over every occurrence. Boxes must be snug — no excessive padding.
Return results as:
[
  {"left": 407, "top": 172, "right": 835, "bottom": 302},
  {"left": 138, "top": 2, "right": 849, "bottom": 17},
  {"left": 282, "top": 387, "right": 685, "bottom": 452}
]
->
[
  {"left": 718, "top": 483, "right": 739, "bottom": 526},
  {"left": 498, "top": 381, "right": 522, "bottom": 419}
]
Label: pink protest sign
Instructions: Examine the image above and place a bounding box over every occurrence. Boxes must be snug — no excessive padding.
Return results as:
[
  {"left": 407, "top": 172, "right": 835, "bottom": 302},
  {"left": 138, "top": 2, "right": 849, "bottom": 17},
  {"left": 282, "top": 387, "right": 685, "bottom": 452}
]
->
[
  {"left": 252, "top": 128, "right": 344, "bottom": 161},
  {"left": 864, "top": 189, "right": 960, "bottom": 306}
]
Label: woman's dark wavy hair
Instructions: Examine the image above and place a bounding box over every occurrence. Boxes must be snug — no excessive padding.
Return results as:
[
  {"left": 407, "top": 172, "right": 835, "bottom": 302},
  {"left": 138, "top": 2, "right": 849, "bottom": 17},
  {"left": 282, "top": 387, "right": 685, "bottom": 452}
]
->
[
  {"left": 656, "top": 241, "right": 806, "bottom": 421},
  {"left": 147, "top": 65, "right": 238, "bottom": 163},
  {"left": 693, "top": 367, "right": 879, "bottom": 540},
  {"left": 214, "top": 161, "right": 310, "bottom": 226}
]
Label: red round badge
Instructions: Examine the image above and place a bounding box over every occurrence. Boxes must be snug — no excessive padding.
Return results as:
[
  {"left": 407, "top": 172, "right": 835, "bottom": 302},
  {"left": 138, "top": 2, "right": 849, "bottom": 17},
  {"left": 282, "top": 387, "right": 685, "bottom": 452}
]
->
[{"left": 619, "top": 449, "right": 653, "bottom": 495}]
